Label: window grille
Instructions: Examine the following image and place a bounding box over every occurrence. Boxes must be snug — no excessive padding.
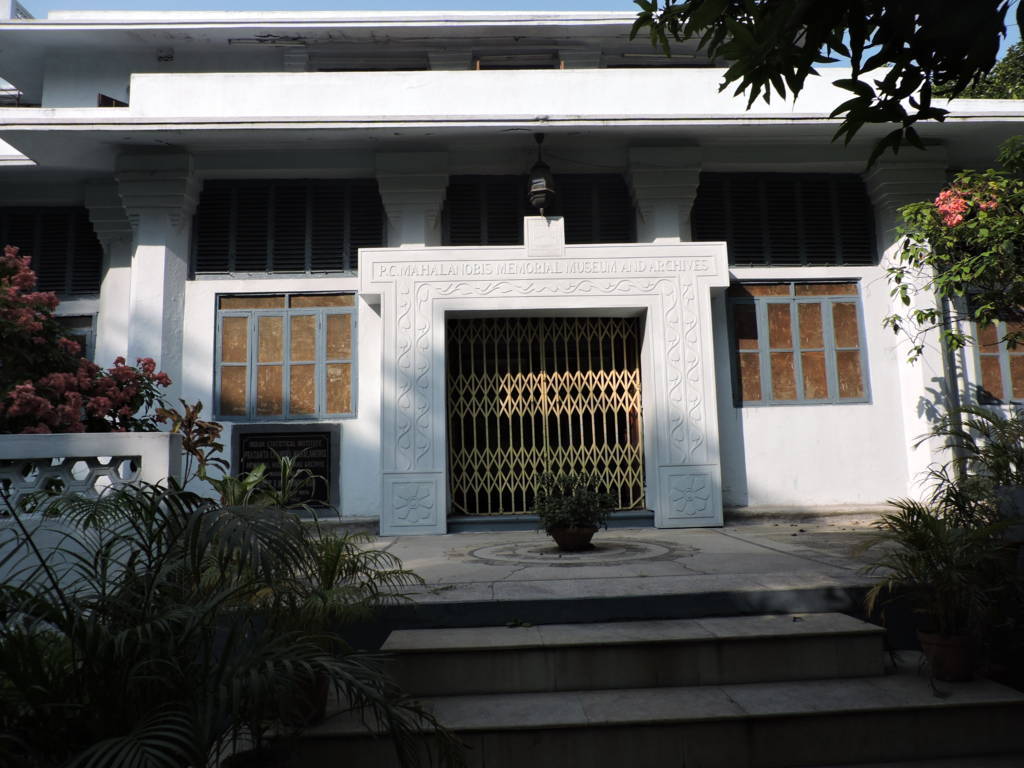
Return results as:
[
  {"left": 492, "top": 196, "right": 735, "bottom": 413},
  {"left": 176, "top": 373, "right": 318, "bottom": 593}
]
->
[
  {"left": 215, "top": 293, "right": 356, "bottom": 420},
  {"left": 0, "top": 207, "right": 103, "bottom": 295},
  {"left": 728, "top": 282, "right": 869, "bottom": 405},
  {"left": 192, "top": 180, "right": 384, "bottom": 275},
  {"left": 692, "top": 173, "right": 877, "bottom": 266}
]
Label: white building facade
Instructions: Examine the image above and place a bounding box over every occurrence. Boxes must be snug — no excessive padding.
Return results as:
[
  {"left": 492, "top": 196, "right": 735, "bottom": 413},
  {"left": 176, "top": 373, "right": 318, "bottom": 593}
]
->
[{"left": 1, "top": 9, "right": 1022, "bottom": 534}]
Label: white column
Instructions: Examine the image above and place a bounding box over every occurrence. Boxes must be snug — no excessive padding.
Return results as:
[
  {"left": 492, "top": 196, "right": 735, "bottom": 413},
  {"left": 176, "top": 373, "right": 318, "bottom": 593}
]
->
[
  {"left": 628, "top": 146, "right": 702, "bottom": 242},
  {"left": 116, "top": 150, "right": 199, "bottom": 403},
  {"left": 85, "top": 181, "right": 133, "bottom": 367},
  {"left": 375, "top": 152, "right": 449, "bottom": 247},
  {"left": 864, "top": 150, "right": 950, "bottom": 497}
]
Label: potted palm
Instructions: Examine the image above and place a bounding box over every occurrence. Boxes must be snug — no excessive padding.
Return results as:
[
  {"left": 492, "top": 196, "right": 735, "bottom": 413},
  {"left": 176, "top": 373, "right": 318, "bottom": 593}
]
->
[
  {"left": 534, "top": 472, "right": 615, "bottom": 551},
  {"left": 862, "top": 498, "right": 1011, "bottom": 681}
]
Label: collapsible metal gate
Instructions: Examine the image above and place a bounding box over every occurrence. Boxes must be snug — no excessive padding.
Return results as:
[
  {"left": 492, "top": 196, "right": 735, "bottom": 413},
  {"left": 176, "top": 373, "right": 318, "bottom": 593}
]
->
[{"left": 446, "top": 316, "right": 645, "bottom": 516}]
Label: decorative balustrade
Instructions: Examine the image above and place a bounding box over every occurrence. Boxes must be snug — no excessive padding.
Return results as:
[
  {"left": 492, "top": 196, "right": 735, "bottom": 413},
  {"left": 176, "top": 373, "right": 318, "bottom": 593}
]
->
[{"left": 0, "top": 433, "right": 182, "bottom": 513}]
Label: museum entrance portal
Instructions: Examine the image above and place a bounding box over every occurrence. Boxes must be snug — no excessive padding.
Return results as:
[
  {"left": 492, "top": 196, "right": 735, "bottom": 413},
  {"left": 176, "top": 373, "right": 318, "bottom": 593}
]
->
[{"left": 446, "top": 315, "right": 646, "bottom": 516}]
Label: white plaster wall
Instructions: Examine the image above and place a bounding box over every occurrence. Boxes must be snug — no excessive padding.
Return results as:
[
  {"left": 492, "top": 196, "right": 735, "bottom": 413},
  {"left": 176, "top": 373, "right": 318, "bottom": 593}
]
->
[
  {"left": 181, "top": 275, "right": 382, "bottom": 519},
  {"left": 714, "top": 265, "right": 912, "bottom": 508},
  {"left": 126, "top": 67, "right": 889, "bottom": 121},
  {"left": 41, "top": 49, "right": 282, "bottom": 108}
]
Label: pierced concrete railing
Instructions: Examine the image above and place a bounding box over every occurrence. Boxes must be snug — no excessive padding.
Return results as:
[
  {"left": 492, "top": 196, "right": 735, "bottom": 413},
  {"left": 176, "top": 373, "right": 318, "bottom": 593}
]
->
[{"left": 0, "top": 432, "right": 183, "bottom": 512}]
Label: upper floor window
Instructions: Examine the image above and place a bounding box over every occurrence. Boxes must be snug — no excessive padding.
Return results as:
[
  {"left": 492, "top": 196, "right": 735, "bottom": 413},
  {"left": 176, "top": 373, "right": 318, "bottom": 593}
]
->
[
  {"left": 442, "top": 174, "right": 634, "bottom": 246},
  {"left": 975, "top": 320, "right": 1024, "bottom": 404},
  {"left": 692, "top": 173, "right": 877, "bottom": 267},
  {"left": 192, "top": 180, "right": 384, "bottom": 275},
  {"left": 0, "top": 207, "right": 103, "bottom": 295},
  {"left": 728, "top": 282, "right": 869, "bottom": 406},
  {"left": 216, "top": 293, "right": 355, "bottom": 420}
]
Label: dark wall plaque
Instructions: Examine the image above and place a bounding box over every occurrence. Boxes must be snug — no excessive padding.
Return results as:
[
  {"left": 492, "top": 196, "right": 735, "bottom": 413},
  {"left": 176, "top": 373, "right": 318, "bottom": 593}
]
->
[{"left": 235, "top": 430, "right": 335, "bottom": 507}]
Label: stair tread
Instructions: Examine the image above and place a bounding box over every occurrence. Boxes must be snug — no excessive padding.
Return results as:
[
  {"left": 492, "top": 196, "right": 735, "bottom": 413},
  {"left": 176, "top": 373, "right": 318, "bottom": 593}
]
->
[
  {"left": 383, "top": 612, "right": 883, "bottom": 653},
  {"left": 314, "top": 671, "right": 1024, "bottom": 736}
]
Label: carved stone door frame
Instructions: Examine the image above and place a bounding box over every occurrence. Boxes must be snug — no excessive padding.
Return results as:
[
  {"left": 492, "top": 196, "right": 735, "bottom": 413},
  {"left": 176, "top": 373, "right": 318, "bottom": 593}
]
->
[{"left": 360, "top": 217, "right": 729, "bottom": 535}]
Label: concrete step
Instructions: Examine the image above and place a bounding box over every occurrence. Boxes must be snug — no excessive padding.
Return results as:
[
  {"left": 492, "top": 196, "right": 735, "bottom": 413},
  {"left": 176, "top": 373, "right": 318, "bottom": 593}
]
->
[
  {"left": 383, "top": 612, "right": 885, "bottom": 695},
  {"left": 297, "top": 669, "right": 1024, "bottom": 768}
]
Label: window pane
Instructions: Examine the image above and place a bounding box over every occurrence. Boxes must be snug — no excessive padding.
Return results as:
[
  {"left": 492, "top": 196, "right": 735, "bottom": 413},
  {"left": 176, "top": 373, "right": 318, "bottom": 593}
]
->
[
  {"left": 327, "top": 313, "right": 353, "bottom": 358},
  {"left": 798, "top": 303, "right": 823, "bottom": 348},
  {"left": 980, "top": 354, "right": 1004, "bottom": 401},
  {"left": 770, "top": 351, "right": 797, "bottom": 399},
  {"left": 832, "top": 302, "right": 861, "bottom": 348},
  {"left": 289, "top": 364, "right": 316, "bottom": 414},
  {"left": 737, "top": 351, "right": 762, "bottom": 402},
  {"left": 219, "top": 295, "right": 286, "bottom": 309},
  {"left": 290, "top": 314, "right": 316, "bottom": 361},
  {"left": 978, "top": 323, "right": 1000, "bottom": 347},
  {"left": 795, "top": 282, "right": 858, "bottom": 296},
  {"left": 327, "top": 363, "right": 352, "bottom": 413},
  {"left": 219, "top": 367, "right": 247, "bottom": 416},
  {"left": 256, "top": 365, "right": 283, "bottom": 415},
  {"left": 1011, "top": 355, "right": 1024, "bottom": 400},
  {"left": 767, "top": 304, "right": 792, "bottom": 348},
  {"left": 728, "top": 283, "right": 790, "bottom": 298},
  {"left": 221, "top": 316, "right": 248, "bottom": 363},
  {"left": 290, "top": 293, "right": 355, "bottom": 308},
  {"left": 801, "top": 350, "right": 829, "bottom": 400},
  {"left": 258, "top": 316, "right": 283, "bottom": 363},
  {"left": 836, "top": 350, "right": 865, "bottom": 398}
]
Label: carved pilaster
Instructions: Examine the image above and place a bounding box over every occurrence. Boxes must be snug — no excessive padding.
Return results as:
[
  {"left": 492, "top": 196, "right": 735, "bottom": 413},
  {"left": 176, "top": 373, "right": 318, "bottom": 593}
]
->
[
  {"left": 863, "top": 149, "right": 949, "bottom": 238},
  {"left": 116, "top": 149, "right": 200, "bottom": 231},
  {"left": 628, "top": 146, "right": 702, "bottom": 242},
  {"left": 375, "top": 152, "right": 449, "bottom": 247},
  {"left": 84, "top": 180, "right": 132, "bottom": 251}
]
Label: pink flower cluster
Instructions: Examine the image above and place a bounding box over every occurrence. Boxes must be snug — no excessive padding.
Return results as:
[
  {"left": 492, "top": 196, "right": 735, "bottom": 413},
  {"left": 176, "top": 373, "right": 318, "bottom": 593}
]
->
[
  {"left": 0, "top": 357, "right": 172, "bottom": 434},
  {"left": 0, "top": 245, "right": 64, "bottom": 344},
  {"left": 934, "top": 187, "right": 999, "bottom": 228}
]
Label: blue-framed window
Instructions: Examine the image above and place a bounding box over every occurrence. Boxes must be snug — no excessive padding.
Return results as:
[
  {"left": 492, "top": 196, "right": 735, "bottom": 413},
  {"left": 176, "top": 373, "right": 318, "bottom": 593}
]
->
[
  {"left": 728, "top": 282, "right": 869, "bottom": 406},
  {"left": 975, "top": 320, "right": 1024, "bottom": 404},
  {"left": 216, "top": 293, "right": 356, "bottom": 420}
]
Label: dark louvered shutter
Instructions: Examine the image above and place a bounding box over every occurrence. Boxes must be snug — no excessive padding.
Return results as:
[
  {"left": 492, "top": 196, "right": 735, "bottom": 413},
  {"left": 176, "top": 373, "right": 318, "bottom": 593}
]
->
[
  {"left": 193, "top": 182, "right": 233, "bottom": 273},
  {"left": 192, "top": 179, "right": 383, "bottom": 274},
  {"left": 444, "top": 176, "right": 526, "bottom": 246},
  {"left": 69, "top": 209, "right": 103, "bottom": 294},
  {"left": 346, "top": 180, "right": 385, "bottom": 272},
  {"left": 271, "top": 184, "right": 308, "bottom": 272},
  {"left": 692, "top": 173, "right": 876, "bottom": 266},
  {"left": 555, "top": 174, "right": 634, "bottom": 244},
  {"left": 443, "top": 174, "right": 633, "bottom": 247},
  {"left": 233, "top": 183, "right": 271, "bottom": 272},
  {"left": 310, "top": 181, "right": 347, "bottom": 272},
  {"left": 1, "top": 207, "right": 102, "bottom": 295}
]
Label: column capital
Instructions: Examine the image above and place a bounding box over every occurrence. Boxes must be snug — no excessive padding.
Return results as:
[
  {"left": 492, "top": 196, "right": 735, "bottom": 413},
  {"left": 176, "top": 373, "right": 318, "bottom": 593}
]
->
[
  {"left": 627, "top": 145, "right": 703, "bottom": 242},
  {"left": 375, "top": 152, "right": 449, "bottom": 246},
  {"left": 84, "top": 180, "right": 133, "bottom": 250},
  {"left": 115, "top": 149, "right": 200, "bottom": 231},
  {"left": 863, "top": 147, "right": 949, "bottom": 214}
]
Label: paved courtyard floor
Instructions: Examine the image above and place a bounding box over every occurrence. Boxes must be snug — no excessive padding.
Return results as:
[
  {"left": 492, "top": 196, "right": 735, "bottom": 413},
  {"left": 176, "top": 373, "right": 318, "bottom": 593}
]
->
[{"left": 368, "top": 514, "right": 884, "bottom": 608}]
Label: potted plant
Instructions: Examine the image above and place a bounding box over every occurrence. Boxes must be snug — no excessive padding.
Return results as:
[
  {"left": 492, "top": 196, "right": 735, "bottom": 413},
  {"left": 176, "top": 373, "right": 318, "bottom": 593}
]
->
[
  {"left": 534, "top": 472, "right": 615, "bottom": 551},
  {"left": 862, "top": 498, "right": 1011, "bottom": 681}
]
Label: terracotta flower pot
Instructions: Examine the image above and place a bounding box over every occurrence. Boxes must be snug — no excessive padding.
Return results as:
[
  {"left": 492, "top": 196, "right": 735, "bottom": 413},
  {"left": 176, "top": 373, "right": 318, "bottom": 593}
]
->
[
  {"left": 548, "top": 526, "right": 598, "bottom": 551},
  {"left": 917, "top": 630, "right": 974, "bottom": 682}
]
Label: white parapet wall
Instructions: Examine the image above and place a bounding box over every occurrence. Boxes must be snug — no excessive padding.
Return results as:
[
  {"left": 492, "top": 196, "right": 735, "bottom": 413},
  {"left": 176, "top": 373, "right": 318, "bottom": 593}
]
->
[{"left": 0, "top": 432, "right": 183, "bottom": 511}]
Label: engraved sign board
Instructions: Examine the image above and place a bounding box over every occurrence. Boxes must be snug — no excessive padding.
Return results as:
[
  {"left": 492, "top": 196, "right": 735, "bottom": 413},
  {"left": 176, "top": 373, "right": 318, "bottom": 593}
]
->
[{"left": 236, "top": 430, "right": 333, "bottom": 507}]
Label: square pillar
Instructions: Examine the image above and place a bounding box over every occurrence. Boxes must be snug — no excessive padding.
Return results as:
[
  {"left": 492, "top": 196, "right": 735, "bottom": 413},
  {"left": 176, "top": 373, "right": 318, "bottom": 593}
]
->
[
  {"left": 116, "top": 150, "right": 199, "bottom": 401},
  {"left": 375, "top": 152, "right": 449, "bottom": 248},
  {"left": 85, "top": 180, "right": 134, "bottom": 368},
  {"left": 628, "top": 146, "right": 702, "bottom": 242},
  {"left": 864, "top": 149, "right": 951, "bottom": 496}
]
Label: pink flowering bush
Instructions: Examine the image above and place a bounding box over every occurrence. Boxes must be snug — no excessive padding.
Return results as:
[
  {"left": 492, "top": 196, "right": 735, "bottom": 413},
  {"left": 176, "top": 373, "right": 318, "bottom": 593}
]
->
[
  {"left": 886, "top": 136, "right": 1024, "bottom": 359},
  {"left": 0, "top": 245, "right": 171, "bottom": 433}
]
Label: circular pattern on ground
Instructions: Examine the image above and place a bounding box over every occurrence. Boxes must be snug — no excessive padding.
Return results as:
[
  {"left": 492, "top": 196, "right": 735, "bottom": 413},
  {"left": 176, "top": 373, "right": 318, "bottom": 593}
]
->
[{"left": 467, "top": 537, "right": 698, "bottom": 567}]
